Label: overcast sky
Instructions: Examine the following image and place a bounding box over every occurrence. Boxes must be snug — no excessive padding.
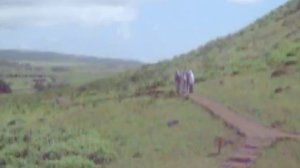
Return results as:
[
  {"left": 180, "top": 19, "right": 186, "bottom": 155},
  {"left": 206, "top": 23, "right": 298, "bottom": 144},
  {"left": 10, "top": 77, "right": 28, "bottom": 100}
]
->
[{"left": 0, "top": 0, "right": 287, "bottom": 62}]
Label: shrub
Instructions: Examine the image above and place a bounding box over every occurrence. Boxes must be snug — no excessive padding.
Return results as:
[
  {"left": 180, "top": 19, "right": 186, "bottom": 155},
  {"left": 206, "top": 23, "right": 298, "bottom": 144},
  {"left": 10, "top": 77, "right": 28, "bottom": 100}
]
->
[
  {"left": 34, "top": 82, "right": 47, "bottom": 92},
  {"left": 0, "top": 79, "right": 12, "bottom": 94},
  {"left": 0, "top": 121, "right": 116, "bottom": 168},
  {"left": 265, "top": 51, "right": 287, "bottom": 67}
]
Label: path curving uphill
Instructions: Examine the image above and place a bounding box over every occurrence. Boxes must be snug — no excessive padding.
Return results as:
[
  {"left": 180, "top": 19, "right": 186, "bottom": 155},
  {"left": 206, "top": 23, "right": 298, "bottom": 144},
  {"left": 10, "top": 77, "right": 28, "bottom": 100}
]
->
[{"left": 189, "top": 93, "right": 300, "bottom": 168}]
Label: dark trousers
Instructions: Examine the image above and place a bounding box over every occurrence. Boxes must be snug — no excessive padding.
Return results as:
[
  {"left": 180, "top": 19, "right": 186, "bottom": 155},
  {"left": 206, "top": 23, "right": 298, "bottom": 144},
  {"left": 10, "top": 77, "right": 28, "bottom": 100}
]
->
[{"left": 189, "top": 84, "right": 193, "bottom": 93}]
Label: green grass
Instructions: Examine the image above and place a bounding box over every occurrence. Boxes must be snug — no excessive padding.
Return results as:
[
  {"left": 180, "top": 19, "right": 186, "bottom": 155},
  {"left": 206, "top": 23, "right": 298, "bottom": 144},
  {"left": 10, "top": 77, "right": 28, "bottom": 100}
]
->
[
  {"left": 0, "top": 93, "right": 117, "bottom": 168},
  {"left": 198, "top": 71, "right": 300, "bottom": 133},
  {"left": 53, "top": 96, "right": 240, "bottom": 168},
  {"left": 0, "top": 120, "right": 115, "bottom": 168},
  {"left": 0, "top": 91, "right": 241, "bottom": 168},
  {"left": 1, "top": 1, "right": 300, "bottom": 167},
  {"left": 253, "top": 140, "right": 300, "bottom": 168}
]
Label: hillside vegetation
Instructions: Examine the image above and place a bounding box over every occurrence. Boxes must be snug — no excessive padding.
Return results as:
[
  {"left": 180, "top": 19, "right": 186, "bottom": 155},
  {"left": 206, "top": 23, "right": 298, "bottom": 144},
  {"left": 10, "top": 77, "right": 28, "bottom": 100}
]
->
[
  {"left": 78, "top": 1, "right": 300, "bottom": 167},
  {"left": 85, "top": 0, "right": 300, "bottom": 99},
  {"left": 1, "top": 0, "right": 300, "bottom": 168}
]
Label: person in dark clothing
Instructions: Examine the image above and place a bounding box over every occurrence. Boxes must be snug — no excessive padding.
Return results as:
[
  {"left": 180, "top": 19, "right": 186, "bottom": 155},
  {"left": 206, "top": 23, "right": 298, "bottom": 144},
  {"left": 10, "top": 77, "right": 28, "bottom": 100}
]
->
[{"left": 174, "top": 70, "right": 181, "bottom": 95}]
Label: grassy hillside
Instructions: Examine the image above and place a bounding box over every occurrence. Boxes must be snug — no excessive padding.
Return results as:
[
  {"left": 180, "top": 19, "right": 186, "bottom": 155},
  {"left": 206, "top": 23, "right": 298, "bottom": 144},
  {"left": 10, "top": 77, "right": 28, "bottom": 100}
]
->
[
  {"left": 1, "top": 0, "right": 300, "bottom": 168},
  {"left": 78, "top": 0, "right": 300, "bottom": 167},
  {"left": 83, "top": 0, "right": 300, "bottom": 113},
  {"left": 84, "top": 0, "right": 300, "bottom": 120},
  {"left": 117, "top": 0, "right": 300, "bottom": 84}
]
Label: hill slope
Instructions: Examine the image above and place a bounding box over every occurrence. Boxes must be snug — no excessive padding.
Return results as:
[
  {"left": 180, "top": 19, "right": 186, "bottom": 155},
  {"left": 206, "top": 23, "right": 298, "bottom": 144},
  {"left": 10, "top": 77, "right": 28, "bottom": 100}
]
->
[
  {"left": 80, "top": 1, "right": 300, "bottom": 167},
  {"left": 75, "top": 0, "right": 300, "bottom": 134},
  {"left": 87, "top": 0, "right": 300, "bottom": 93}
]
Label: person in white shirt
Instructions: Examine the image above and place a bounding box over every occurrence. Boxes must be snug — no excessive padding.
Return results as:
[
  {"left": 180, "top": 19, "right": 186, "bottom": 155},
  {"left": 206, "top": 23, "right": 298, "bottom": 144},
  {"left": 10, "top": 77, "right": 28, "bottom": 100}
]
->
[{"left": 187, "top": 70, "right": 195, "bottom": 93}]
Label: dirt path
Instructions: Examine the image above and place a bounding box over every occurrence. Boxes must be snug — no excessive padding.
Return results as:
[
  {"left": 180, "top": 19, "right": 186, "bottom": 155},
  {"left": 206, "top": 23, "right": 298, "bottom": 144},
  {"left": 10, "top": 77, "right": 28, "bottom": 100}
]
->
[{"left": 189, "top": 93, "right": 300, "bottom": 168}]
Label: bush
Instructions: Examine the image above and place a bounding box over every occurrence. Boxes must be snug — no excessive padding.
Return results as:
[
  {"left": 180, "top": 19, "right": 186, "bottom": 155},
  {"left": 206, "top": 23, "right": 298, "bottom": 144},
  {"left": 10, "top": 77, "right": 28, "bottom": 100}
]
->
[
  {"left": 0, "top": 79, "right": 12, "bottom": 94},
  {"left": 0, "top": 121, "right": 116, "bottom": 168},
  {"left": 265, "top": 51, "right": 287, "bottom": 67},
  {"left": 34, "top": 82, "right": 47, "bottom": 92}
]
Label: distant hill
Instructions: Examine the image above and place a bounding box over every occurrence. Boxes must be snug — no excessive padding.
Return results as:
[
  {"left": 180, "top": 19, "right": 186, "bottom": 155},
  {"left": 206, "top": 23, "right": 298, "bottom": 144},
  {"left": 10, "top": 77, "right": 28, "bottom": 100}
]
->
[
  {"left": 0, "top": 49, "right": 143, "bottom": 89},
  {"left": 0, "top": 49, "right": 143, "bottom": 67}
]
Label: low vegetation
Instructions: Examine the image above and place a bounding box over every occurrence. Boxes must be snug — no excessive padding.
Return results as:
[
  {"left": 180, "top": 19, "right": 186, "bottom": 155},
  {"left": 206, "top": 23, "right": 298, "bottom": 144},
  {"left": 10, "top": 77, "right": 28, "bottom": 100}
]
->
[
  {"left": 0, "top": 79, "right": 12, "bottom": 94},
  {"left": 0, "top": 0, "right": 300, "bottom": 167},
  {"left": 0, "top": 121, "right": 115, "bottom": 168}
]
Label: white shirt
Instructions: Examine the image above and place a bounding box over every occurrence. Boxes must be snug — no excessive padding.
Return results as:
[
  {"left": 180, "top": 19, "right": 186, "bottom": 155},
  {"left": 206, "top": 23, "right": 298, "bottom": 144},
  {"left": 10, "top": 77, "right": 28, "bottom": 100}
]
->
[{"left": 189, "top": 70, "right": 195, "bottom": 84}]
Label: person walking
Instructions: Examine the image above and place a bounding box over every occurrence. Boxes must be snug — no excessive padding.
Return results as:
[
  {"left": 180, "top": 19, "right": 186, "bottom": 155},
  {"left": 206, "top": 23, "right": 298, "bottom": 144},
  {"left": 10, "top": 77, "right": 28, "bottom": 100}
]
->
[
  {"left": 174, "top": 70, "right": 181, "bottom": 95},
  {"left": 187, "top": 70, "right": 195, "bottom": 93},
  {"left": 181, "top": 71, "right": 189, "bottom": 96}
]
